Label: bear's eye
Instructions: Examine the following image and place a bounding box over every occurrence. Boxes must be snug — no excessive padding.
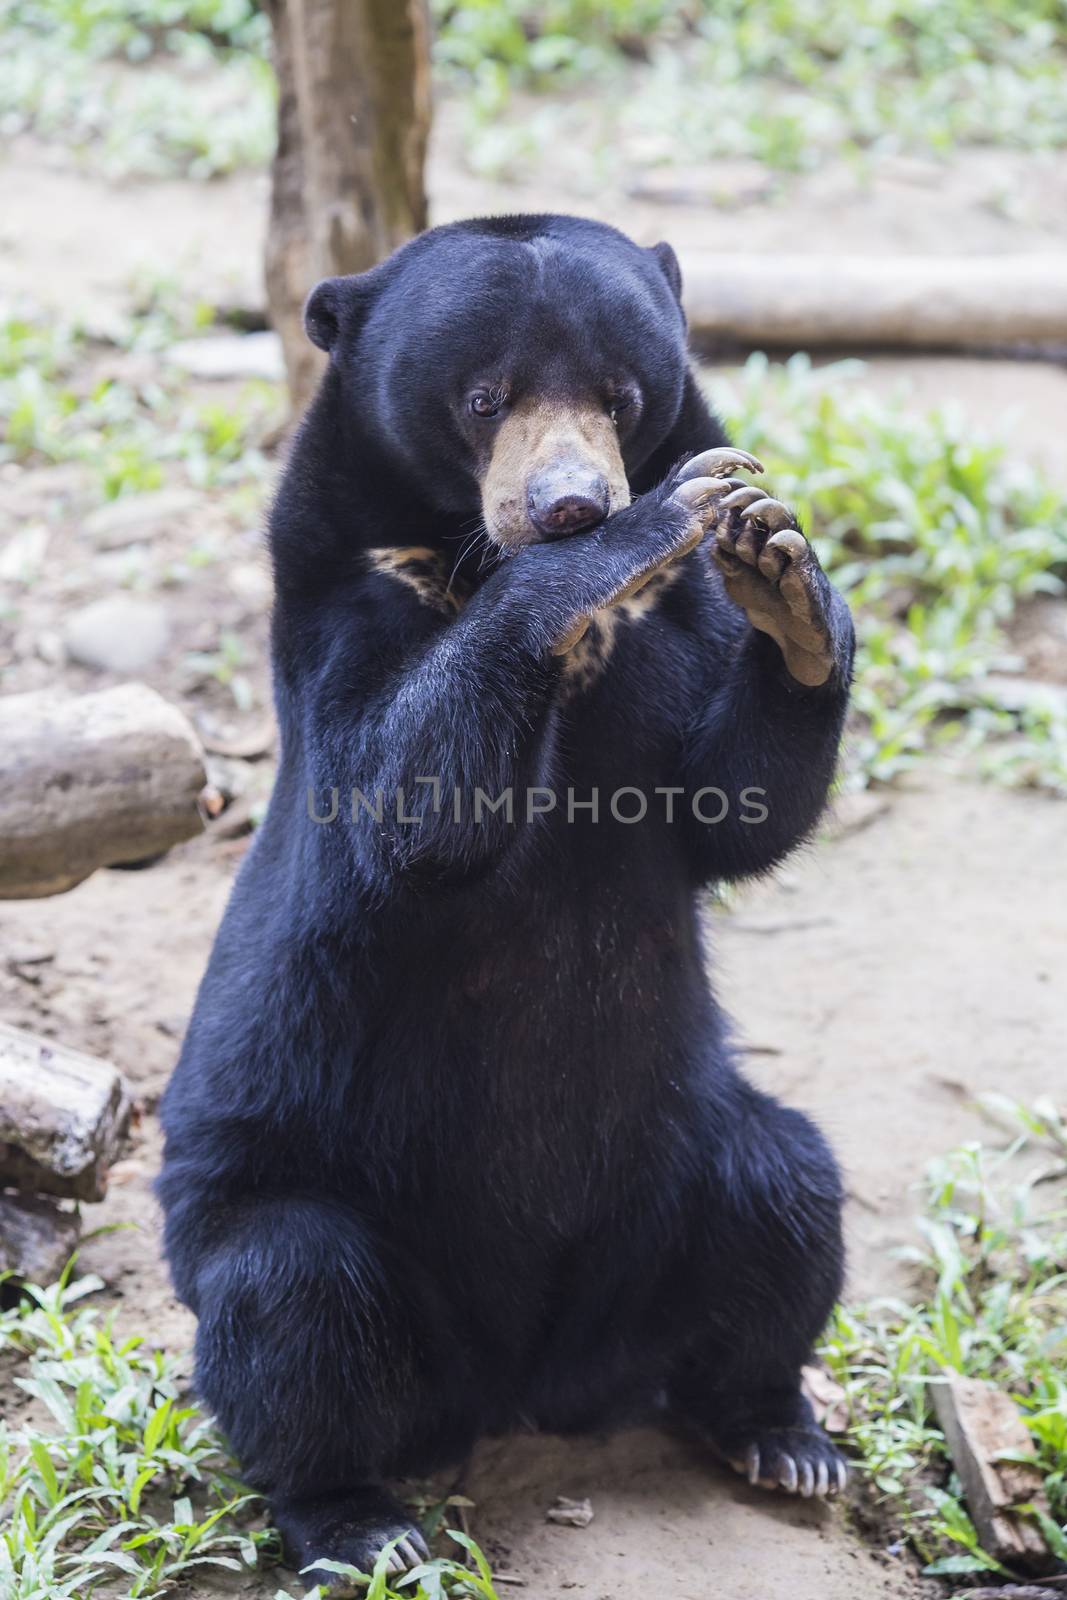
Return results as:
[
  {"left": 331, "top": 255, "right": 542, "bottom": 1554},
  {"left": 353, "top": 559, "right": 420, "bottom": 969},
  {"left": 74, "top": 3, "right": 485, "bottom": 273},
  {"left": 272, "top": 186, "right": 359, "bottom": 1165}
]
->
[
  {"left": 609, "top": 394, "right": 634, "bottom": 425},
  {"left": 469, "top": 388, "right": 507, "bottom": 419}
]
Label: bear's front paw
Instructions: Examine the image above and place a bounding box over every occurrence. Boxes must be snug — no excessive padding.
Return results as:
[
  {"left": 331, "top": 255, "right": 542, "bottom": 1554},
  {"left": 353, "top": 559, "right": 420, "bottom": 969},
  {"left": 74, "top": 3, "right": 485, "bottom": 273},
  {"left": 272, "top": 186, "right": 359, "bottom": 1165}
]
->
[
  {"left": 707, "top": 482, "right": 835, "bottom": 687},
  {"left": 551, "top": 455, "right": 756, "bottom": 656}
]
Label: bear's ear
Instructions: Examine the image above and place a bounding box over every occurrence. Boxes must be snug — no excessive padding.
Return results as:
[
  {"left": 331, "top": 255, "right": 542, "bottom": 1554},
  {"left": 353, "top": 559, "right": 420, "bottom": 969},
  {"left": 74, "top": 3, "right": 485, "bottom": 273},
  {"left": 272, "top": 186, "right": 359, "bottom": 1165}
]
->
[
  {"left": 649, "top": 240, "right": 683, "bottom": 305},
  {"left": 303, "top": 275, "right": 366, "bottom": 353}
]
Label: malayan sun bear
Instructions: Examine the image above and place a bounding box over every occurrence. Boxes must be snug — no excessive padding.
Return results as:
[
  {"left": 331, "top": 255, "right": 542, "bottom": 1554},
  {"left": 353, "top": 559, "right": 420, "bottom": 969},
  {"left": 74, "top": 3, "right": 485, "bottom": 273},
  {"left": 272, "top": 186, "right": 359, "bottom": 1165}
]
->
[{"left": 159, "top": 214, "right": 855, "bottom": 1588}]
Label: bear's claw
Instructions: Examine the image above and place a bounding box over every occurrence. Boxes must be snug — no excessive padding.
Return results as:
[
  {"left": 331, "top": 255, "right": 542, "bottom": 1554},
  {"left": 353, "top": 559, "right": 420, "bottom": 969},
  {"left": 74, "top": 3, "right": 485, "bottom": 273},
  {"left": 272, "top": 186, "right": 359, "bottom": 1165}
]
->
[
  {"left": 708, "top": 485, "right": 837, "bottom": 687},
  {"left": 729, "top": 1429, "right": 848, "bottom": 1499},
  {"left": 676, "top": 446, "right": 765, "bottom": 481}
]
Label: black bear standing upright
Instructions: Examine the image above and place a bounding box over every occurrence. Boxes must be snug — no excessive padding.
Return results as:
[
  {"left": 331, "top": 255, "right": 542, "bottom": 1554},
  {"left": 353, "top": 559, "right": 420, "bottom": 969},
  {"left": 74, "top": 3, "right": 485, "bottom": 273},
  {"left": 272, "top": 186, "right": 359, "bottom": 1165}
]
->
[{"left": 159, "top": 214, "right": 856, "bottom": 1587}]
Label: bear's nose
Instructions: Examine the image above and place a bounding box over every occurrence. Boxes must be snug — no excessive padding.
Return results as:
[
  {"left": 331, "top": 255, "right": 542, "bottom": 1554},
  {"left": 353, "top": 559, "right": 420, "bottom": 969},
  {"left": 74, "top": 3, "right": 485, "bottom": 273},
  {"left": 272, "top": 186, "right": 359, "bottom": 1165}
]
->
[{"left": 527, "top": 468, "right": 610, "bottom": 540}]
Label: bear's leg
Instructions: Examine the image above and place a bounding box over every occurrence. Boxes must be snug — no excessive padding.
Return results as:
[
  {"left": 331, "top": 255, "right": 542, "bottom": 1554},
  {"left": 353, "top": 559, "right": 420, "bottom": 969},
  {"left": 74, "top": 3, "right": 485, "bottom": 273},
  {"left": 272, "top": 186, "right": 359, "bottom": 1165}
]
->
[
  {"left": 668, "top": 1088, "right": 848, "bottom": 1498},
  {"left": 189, "top": 1197, "right": 455, "bottom": 1592}
]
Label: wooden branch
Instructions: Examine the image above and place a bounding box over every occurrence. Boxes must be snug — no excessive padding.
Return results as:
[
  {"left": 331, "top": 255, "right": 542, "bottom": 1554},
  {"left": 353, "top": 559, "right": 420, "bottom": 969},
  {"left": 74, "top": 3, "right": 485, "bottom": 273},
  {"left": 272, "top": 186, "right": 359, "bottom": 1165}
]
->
[
  {"left": 0, "top": 1023, "right": 131, "bottom": 1202},
  {"left": 0, "top": 683, "right": 205, "bottom": 898},
  {"left": 0, "top": 1194, "right": 81, "bottom": 1284},
  {"left": 680, "top": 254, "right": 1067, "bottom": 352},
  {"left": 932, "top": 1374, "right": 1052, "bottom": 1571}
]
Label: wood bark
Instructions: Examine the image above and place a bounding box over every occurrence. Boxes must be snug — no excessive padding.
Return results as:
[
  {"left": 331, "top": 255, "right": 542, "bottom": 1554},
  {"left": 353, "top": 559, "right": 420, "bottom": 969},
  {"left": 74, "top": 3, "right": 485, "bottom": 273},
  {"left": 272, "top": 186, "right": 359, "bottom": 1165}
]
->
[
  {"left": 0, "top": 1193, "right": 81, "bottom": 1284},
  {"left": 0, "top": 1022, "right": 131, "bottom": 1202},
  {"left": 265, "top": 0, "right": 432, "bottom": 414},
  {"left": 0, "top": 683, "right": 205, "bottom": 898},
  {"left": 932, "top": 1373, "right": 1052, "bottom": 1571},
  {"left": 680, "top": 253, "right": 1067, "bottom": 353}
]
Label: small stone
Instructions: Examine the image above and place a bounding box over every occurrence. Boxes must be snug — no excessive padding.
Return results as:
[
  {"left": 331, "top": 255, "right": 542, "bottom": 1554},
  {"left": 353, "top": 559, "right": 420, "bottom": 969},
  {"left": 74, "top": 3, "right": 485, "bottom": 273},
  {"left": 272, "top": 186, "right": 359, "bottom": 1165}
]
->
[
  {"left": 164, "top": 331, "right": 284, "bottom": 381},
  {"left": 63, "top": 595, "right": 171, "bottom": 674},
  {"left": 85, "top": 488, "right": 202, "bottom": 551},
  {"left": 228, "top": 560, "right": 273, "bottom": 607},
  {"left": 37, "top": 629, "right": 65, "bottom": 666},
  {"left": 0, "top": 522, "right": 50, "bottom": 582}
]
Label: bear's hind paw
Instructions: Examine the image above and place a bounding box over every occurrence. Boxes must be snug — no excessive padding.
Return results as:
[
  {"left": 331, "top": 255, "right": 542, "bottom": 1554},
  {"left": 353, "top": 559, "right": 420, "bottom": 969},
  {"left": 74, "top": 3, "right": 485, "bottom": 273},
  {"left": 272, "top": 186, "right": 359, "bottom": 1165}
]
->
[{"left": 727, "top": 1425, "right": 848, "bottom": 1499}]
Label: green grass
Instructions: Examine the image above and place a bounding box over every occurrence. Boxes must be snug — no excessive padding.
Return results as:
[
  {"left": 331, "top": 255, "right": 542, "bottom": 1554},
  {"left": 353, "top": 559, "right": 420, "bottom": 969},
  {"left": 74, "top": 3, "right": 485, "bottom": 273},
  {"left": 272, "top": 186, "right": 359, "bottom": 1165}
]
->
[
  {"left": 0, "top": 1268, "right": 265, "bottom": 1597},
  {"left": 0, "top": 1267, "right": 505, "bottom": 1597},
  {"left": 0, "top": 0, "right": 274, "bottom": 179},
  {"left": 435, "top": 0, "right": 1067, "bottom": 177},
  {"left": 4, "top": 0, "right": 1067, "bottom": 180},
  {"left": 710, "top": 355, "right": 1067, "bottom": 793},
  {"left": 820, "top": 1098, "right": 1067, "bottom": 1581}
]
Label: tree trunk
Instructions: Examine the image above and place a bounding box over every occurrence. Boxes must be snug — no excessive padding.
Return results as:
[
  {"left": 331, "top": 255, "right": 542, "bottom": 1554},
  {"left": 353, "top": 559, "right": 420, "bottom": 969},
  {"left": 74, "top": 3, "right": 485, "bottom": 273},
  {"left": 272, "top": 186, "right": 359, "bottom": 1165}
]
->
[{"left": 265, "top": 0, "right": 432, "bottom": 416}]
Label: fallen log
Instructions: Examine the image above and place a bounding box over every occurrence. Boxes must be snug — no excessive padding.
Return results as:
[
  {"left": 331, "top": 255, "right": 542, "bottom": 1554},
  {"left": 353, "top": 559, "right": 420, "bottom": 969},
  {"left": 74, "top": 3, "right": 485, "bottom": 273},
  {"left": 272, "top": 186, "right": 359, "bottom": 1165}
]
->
[
  {"left": 0, "top": 683, "right": 206, "bottom": 898},
  {"left": 932, "top": 1373, "right": 1053, "bottom": 1572},
  {"left": 0, "top": 1193, "right": 81, "bottom": 1283},
  {"left": 680, "top": 253, "right": 1067, "bottom": 353},
  {"left": 0, "top": 1023, "right": 131, "bottom": 1202}
]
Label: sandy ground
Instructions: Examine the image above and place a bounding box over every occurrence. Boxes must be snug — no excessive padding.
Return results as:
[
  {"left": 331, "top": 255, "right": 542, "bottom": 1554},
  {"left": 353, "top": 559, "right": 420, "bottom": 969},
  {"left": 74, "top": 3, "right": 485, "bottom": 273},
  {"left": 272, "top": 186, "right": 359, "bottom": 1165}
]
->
[{"left": 2, "top": 104, "right": 1067, "bottom": 1600}]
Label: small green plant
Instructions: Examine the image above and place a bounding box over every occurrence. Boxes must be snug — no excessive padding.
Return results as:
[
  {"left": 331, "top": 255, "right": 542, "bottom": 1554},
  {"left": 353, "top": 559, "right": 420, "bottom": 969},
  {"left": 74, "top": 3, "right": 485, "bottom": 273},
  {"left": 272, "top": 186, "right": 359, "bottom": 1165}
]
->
[
  {"left": 0, "top": 1266, "right": 505, "bottom": 1598},
  {"left": 276, "top": 1529, "right": 504, "bottom": 1599},
  {"left": 0, "top": 1266, "right": 265, "bottom": 1597},
  {"left": 823, "top": 1101, "right": 1067, "bottom": 1578}
]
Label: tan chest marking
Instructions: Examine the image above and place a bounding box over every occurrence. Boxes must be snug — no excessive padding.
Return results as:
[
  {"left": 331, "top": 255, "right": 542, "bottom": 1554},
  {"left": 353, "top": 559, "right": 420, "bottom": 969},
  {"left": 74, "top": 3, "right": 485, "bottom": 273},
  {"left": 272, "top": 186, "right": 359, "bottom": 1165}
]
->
[
  {"left": 366, "top": 546, "right": 468, "bottom": 615},
  {"left": 559, "top": 565, "right": 682, "bottom": 698}
]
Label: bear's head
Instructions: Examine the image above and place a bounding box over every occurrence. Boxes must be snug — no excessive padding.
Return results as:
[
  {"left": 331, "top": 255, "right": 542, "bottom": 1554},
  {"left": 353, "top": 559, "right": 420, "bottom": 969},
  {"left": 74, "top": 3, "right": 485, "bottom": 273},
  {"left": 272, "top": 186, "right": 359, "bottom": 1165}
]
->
[{"left": 303, "top": 215, "right": 688, "bottom": 548}]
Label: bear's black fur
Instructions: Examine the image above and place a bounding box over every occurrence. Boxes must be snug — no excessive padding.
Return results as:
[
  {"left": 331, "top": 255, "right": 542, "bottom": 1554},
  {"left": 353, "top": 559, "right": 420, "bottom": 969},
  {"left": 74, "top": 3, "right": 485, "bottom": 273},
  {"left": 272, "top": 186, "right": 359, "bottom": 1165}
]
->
[{"left": 159, "top": 214, "right": 855, "bottom": 1584}]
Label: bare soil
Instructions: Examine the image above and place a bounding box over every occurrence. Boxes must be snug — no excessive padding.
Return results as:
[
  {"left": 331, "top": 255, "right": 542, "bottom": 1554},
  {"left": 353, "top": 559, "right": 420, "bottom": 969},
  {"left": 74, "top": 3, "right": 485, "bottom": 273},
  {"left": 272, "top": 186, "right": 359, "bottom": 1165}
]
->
[{"left": 2, "top": 118, "right": 1066, "bottom": 1599}]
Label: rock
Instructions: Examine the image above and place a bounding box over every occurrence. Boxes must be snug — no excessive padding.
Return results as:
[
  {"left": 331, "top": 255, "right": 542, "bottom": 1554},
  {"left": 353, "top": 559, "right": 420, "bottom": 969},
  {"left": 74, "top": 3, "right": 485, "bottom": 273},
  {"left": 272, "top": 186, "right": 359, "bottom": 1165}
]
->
[
  {"left": 63, "top": 595, "right": 171, "bottom": 674},
  {"left": 0, "top": 1022, "right": 131, "bottom": 1202},
  {"left": 164, "top": 331, "right": 284, "bottom": 381},
  {"left": 0, "top": 1193, "right": 81, "bottom": 1284},
  {"left": 0, "top": 521, "right": 50, "bottom": 582},
  {"left": 84, "top": 488, "right": 202, "bottom": 551}
]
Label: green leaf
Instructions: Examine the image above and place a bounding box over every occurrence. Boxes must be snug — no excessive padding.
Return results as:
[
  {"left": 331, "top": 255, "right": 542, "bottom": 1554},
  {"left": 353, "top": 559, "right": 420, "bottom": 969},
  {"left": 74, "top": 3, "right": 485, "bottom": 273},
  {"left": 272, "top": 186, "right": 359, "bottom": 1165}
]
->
[
  {"left": 143, "top": 1398, "right": 172, "bottom": 1454},
  {"left": 922, "top": 1553, "right": 1000, "bottom": 1575},
  {"left": 1030, "top": 1507, "right": 1067, "bottom": 1563},
  {"left": 28, "top": 1439, "right": 59, "bottom": 1503}
]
